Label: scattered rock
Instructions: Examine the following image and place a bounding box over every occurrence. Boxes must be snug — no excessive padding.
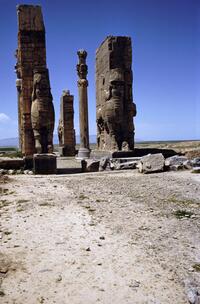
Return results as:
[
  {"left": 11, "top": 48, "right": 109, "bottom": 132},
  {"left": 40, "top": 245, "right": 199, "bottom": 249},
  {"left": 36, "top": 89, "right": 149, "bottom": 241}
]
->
[
  {"left": 8, "top": 169, "right": 15, "bottom": 175},
  {"left": 170, "top": 164, "right": 184, "bottom": 171},
  {"left": 129, "top": 280, "right": 140, "bottom": 288},
  {"left": 138, "top": 153, "right": 165, "bottom": 174},
  {"left": 183, "top": 160, "right": 193, "bottom": 169},
  {"left": 87, "top": 160, "right": 100, "bottom": 172},
  {"left": 165, "top": 155, "right": 188, "bottom": 170},
  {"left": 187, "top": 287, "right": 200, "bottom": 304},
  {"left": 0, "top": 169, "right": 7, "bottom": 175},
  {"left": 81, "top": 160, "right": 100, "bottom": 172},
  {"left": 56, "top": 274, "right": 62, "bottom": 282},
  {"left": 191, "top": 158, "right": 200, "bottom": 167},
  {"left": 112, "top": 160, "right": 138, "bottom": 170},
  {"left": 99, "top": 157, "right": 110, "bottom": 171}
]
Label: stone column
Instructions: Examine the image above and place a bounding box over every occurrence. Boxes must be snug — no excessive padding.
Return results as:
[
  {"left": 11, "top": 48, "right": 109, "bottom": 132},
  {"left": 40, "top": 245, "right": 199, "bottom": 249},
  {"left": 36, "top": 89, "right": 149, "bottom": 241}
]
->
[
  {"left": 15, "top": 77, "right": 22, "bottom": 150},
  {"left": 77, "top": 50, "right": 90, "bottom": 159},
  {"left": 58, "top": 90, "right": 76, "bottom": 156}
]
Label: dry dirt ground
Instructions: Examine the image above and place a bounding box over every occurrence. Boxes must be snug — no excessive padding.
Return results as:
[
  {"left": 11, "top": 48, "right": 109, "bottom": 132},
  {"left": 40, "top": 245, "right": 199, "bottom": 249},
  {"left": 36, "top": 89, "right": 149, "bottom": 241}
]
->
[{"left": 0, "top": 169, "right": 200, "bottom": 304}]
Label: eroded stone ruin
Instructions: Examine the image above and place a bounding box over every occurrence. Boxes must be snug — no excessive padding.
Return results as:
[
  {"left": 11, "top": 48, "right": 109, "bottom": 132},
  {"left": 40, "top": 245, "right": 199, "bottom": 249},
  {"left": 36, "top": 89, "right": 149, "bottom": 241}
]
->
[
  {"left": 15, "top": 4, "right": 54, "bottom": 156},
  {"left": 31, "top": 67, "right": 55, "bottom": 154},
  {"left": 96, "top": 36, "right": 137, "bottom": 151},
  {"left": 58, "top": 90, "right": 76, "bottom": 156}
]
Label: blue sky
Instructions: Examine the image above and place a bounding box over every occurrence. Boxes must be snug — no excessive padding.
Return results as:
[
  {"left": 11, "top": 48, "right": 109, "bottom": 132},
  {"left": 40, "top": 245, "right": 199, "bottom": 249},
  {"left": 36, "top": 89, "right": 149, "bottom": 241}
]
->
[{"left": 0, "top": 0, "right": 199, "bottom": 141}]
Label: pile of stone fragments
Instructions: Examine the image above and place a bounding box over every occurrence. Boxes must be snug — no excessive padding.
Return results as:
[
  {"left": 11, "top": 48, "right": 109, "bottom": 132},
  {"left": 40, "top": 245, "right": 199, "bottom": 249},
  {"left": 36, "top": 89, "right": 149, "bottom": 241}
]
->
[
  {"left": 83, "top": 154, "right": 200, "bottom": 174},
  {"left": 0, "top": 169, "right": 33, "bottom": 175}
]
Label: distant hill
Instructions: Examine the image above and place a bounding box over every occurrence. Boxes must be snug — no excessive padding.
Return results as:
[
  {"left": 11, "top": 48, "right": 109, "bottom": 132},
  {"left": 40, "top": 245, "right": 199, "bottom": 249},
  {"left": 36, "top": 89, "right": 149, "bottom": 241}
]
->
[{"left": 0, "top": 135, "right": 97, "bottom": 147}]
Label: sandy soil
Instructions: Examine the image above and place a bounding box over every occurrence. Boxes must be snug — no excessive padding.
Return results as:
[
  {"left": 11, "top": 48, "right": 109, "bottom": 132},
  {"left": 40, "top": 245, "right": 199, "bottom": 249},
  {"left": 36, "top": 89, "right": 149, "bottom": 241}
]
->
[{"left": 0, "top": 170, "right": 200, "bottom": 304}]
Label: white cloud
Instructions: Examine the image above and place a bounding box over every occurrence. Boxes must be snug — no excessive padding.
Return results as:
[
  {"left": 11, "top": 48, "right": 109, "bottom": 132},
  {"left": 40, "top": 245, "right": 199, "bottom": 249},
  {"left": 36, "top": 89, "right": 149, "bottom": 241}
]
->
[{"left": 0, "top": 113, "right": 11, "bottom": 123}]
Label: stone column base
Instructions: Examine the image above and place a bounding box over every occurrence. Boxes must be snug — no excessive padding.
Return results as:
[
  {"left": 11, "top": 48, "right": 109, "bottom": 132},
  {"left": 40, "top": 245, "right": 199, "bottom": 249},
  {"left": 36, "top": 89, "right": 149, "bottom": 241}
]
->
[
  {"left": 77, "top": 147, "right": 90, "bottom": 159},
  {"left": 33, "top": 154, "right": 57, "bottom": 174}
]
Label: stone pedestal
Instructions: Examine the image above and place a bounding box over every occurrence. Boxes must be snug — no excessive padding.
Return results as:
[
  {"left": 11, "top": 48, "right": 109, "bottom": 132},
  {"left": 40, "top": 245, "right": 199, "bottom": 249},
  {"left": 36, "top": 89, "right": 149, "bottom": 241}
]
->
[
  {"left": 33, "top": 154, "right": 57, "bottom": 174},
  {"left": 77, "top": 50, "right": 90, "bottom": 159}
]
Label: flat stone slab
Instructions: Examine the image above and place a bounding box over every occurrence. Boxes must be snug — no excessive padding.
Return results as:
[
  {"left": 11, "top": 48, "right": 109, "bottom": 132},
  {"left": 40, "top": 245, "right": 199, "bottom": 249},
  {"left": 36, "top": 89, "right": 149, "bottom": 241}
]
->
[
  {"left": 91, "top": 148, "right": 177, "bottom": 159},
  {"left": 33, "top": 154, "right": 57, "bottom": 174},
  {"left": 0, "top": 158, "right": 24, "bottom": 169},
  {"left": 91, "top": 150, "right": 135, "bottom": 159}
]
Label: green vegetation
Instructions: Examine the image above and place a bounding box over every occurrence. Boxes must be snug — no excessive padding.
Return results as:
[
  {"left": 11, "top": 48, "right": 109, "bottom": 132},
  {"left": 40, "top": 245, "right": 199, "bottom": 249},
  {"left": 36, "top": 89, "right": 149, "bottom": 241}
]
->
[
  {"left": 192, "top": 263, "right": 200, "bottom": 272},
  {"left": 17, "top": 199, "right": 29, "bottom": 204},
  {"left": 0, "top": 290, "right": 5, "bottom": 297},
  {"left": 173, "top": 209, "right": 194, "bottom": 219},
  {"left": 0, "top": 147, "right": 23, "bottom": 158},
  {"left": 169, "top": 197, "right": 197, "bottom": 207},
  {"left": 79, "top": 194, "right": 88, "bottom": 200},
  {"left": 0, "top": 200, "right": 10, "bottom": 208},
  {"left": 0, "top": 147, "right": 17, "bottom": 152},
  {"left": 4, "top": 230, "right": 12, "bottom": 235}
]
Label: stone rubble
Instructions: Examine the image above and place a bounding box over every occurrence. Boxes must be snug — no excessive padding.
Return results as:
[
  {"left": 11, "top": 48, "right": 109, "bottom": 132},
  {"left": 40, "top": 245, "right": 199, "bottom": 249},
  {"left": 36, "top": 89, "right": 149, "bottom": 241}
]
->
[{"left": 137, "top": 153, "right": 165, "bottom": 174}]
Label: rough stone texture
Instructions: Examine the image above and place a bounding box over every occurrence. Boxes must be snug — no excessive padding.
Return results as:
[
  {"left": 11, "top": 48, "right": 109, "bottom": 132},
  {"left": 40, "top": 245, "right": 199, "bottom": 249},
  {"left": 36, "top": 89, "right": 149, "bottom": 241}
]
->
[
  {"left": 58, "top": 90, "right": 75, "bottom": 156},
  {"left": 82, "top": 160, "right": 100, "bottom": 172},
  {"left": 33, "top": 154, "right": 57, "bottom": 174},
  {"left": 96, "top": 36, "right": 136, "bottom": 151},
  {"left": 99, "top": 157, "right": 110, "bottom": 171},
  {"left": 138, "top": 153, "right": 165, "bottom": 174},
  {"left": 112, "top": 160, "right": 138, "bottom": 170},
  {"left": 0, "top": 158, "right": 24, "bottom": 170},
  {"left": 165, "top": 155, "right": 188, "bottom": 167},
  {"left": 15, "top": 5, "right": 53, "bottom": 156},
  {"left": 77, "top": 50, "right": 90, "bottom": 158},
  {"left": 192, "top": 158, "right": 200, "bottom": 167},
  {"left": 31, "top": 68, "right": 55, "bottom": 154}
]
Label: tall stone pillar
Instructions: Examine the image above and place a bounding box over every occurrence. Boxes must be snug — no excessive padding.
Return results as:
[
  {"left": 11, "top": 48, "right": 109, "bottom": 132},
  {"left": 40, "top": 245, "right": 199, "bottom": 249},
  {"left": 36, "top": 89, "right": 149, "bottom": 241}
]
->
[
  {"left": 96, "top": 36, "right": 137, "bottom": 152},
  {"left": 15, "top": 5, "right": 48, "bottom": 156},
  {"left": 77, "top": 50, "right": 90, "bottom": 159},
  {"left": 58, "top": 90, "right": 76, "bottom": 156}
]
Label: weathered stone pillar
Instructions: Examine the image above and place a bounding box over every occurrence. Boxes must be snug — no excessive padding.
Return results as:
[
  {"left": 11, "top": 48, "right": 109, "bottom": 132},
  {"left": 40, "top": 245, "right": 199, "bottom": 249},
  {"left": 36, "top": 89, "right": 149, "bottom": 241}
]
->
[
  {"left": 96, "top": 36, "right": 137, "bottom": 152},
  {"left": 15, "top": 76, "right": 22, "bottom": 150},
  {"left": 58, "top": 90, "right": 76, "bottom": 156},
  {"left": 77, "top": 50, "right": 90, "bottom": 159},
  {"left": 15, "top": 5, "right": 48, "bottom": 156}
]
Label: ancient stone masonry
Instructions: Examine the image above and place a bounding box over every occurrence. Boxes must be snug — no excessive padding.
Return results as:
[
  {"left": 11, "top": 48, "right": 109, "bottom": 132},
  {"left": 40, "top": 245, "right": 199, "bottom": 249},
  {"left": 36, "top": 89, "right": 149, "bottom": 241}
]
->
[
  {"left": 58, "top": 90, "right": 76, "bottom": 156},
  {"left": 15, "top": 5, "right": 54, "bottom": 156},
  {"left": 96, "top": 36, "right": 137, "bottom": 151},
  {"left": 77, "top": 50, "right": 90, "bottom": 158},
  {"left": 31, "top": 68, "right": 55, "bottom": 154}
]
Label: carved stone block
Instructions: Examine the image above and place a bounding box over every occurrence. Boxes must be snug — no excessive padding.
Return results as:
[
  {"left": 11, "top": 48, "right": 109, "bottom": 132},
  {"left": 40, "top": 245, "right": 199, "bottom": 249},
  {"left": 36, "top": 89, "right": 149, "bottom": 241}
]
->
[
  {"left": 15, "top": 5, "right": 54, "bottom": 156},
  {"left": 96, "top": 36, "right": 136, "bottom": 152}
]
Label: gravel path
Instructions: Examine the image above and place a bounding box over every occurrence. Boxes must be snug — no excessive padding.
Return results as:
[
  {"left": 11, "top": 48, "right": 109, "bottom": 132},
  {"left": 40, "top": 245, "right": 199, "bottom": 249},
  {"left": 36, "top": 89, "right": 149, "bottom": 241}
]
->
[{"left": 0, "top": 170, "right": 200, "bottom": 304}]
